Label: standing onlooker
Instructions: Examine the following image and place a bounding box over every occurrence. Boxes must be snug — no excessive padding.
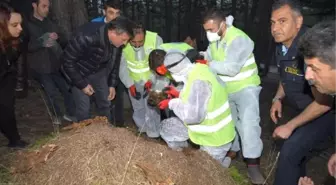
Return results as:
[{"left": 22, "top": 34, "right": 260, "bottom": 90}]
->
[
  {"left": 0, "top": 2, "right": 28, "bottom": 148},
  {"left": 91, "top": 0, "right": 121, "bottom": 23},
  {"left": 61, "top": 16, "right": 134, "bottom": 122},
  {"left": 26, "top": 0, "right": 76, "bottom": 123}
]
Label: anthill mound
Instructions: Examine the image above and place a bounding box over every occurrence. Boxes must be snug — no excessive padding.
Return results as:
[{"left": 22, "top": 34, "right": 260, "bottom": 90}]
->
[{"left": 11, "top": 118, "right": 236, "bottom": 185}]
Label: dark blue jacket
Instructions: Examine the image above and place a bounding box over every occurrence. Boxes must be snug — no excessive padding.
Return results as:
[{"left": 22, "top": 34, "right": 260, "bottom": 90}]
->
[{"left": 275, "top": 26, "right": 313, "bottom": 110}]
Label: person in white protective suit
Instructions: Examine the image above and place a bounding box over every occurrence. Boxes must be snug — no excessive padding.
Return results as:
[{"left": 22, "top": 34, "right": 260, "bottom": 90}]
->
[
  {"left": 157, "top": 51, "right": 236, "bottom": 168},
  {"left": 202, "top": 10, "right": 264, "bottom": 183},
  {"left": 119, "top": 23, "right": 163, "bottom": 138}
]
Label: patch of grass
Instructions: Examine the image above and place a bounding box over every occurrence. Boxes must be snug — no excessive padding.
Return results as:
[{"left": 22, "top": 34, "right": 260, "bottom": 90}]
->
[
  {"left": 0, "top": 164, "right": 12, "bottom": 183},
  {"left": 29, "top": 132, "right": 58, "bottom": 150},
  {"left": 229, "top": 166, "right": 249, "bottom": 185}
]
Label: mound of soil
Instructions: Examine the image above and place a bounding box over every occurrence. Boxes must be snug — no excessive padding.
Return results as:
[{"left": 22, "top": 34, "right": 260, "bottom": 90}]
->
[{"left": 11, "top": 118, "right": 236, "bottom": 185}]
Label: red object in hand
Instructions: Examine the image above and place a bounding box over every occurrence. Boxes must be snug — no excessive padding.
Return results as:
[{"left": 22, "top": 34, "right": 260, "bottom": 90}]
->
[
  {"left": 158, "top": 99, "right": 170, "bottom": 110},
  {"left": 196, "top": 59, "right": 208, "bottom": 65},
  {"left": 129, "top": 85, "right": 137, "bottom": 97},
  {"left": 144, "top": 80, "right": 152, "bottom": 92},
  {"left": 163, "top": 86, "right": 180, "bottom": 98}
]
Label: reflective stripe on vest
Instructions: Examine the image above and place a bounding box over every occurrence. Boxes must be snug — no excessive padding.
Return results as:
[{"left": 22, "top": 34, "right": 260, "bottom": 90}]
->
[
  {"left": 188, "top": 101, "right": 232, "bottom": 133},
  {"left": 123, "top": 31, "right": 157, "bottom": 82},
  {"left": 180, "top": 63, "right": 235, "bottom": 146},
  {"left": 210, "top": 26, "right": 260, "bottom": 93},
  {"left": 219, "top": 57, "right": 258, "bottom": 82}
]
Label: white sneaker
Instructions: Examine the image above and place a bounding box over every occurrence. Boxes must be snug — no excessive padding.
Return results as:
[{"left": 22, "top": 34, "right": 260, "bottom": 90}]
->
[{"left": 222, "top": 157, "right": 232, "bottom": 168}]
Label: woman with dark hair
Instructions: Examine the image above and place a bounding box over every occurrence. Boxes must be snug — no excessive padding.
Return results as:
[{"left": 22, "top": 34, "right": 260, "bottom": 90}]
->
[{"left": 0, "top": 2, "right": 28, "bottom": 148}]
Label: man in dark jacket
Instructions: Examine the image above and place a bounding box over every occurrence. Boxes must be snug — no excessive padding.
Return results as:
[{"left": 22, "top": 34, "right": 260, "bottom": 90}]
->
[
  {"left": 25, "top": 0, "right": 76, "bottom": 123},
  {"left": 61, "top": 16, "right": 134, "bottom": 122},
  {"left": 270, "top": 1, "right": 335, "bottom": 185}
]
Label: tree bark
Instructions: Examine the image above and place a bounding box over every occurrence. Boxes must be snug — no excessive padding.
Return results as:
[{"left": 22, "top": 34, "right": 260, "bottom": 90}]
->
[
  {"left": 164, "top": 0, "right": 172, "bottom": 41},
  {"left": 145, "top": 0, "right": 151, "bottom": 30},
  {"left": 132, "top": 0, "right": 135, "bottom": 20},
  {"left": 51, "top": 0, "right": 88, "bottom": 36},
  {"left": 231, "top": 0, "right": 237, "bottom": 17},
  {"left": 254, "top": 0, "right": 274, "bottom": 74}
]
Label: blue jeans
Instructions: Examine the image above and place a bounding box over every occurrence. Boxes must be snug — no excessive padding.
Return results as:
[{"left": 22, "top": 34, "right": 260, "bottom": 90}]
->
[
  {"left": 72, "top": 68, "right": 111, "bottom": 122},
  {"left": 273, "top": 110, "right": 335, "bottom": 185},
  {"left": 31, "top": 70, "right": 76, "bottom": 117}
]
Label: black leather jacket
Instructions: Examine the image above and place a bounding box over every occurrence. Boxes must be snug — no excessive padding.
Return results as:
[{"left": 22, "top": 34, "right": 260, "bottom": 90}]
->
[{"left": 0, "top": 41, "right": 24, "bottom": 85}]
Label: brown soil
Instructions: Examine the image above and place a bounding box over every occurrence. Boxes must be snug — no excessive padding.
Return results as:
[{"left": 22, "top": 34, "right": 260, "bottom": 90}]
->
[{"left": 10, "top": 118, "right": 236, "bottom": 185}]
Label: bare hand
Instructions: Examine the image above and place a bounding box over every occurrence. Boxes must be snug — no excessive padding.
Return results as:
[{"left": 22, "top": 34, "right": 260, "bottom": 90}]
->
[
  {"left": 328, "top": 153, "right": 336, "bottom": 177},
  {"left": 298, "top": 176, "right": 314, "bottom": 185},
  {"left": 108, "top": 87, "right": 116, "bottom": 100},
  {"left": 49, "top": 32, "right": 58, "bottom": 40},
  {"left": 82, "top": 84, "right": 95, "bottom": 96},
  {"left": 272, "top": 124, "right": 294, "bottom": 139},
  {"left": 270, "top": 100, "right": 282, "bottom": 123}
]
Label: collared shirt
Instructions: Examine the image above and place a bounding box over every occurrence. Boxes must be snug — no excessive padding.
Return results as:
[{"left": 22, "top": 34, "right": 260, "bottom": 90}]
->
[{"left": 282, "top": 45, "right": 288, "bottom": 56}]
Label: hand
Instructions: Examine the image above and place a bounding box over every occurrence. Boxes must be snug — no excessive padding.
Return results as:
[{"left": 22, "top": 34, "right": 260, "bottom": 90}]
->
[
  {"left": 163, "top": 85, "right": 180, "bottom": 98},
  {"left": 328, "top": 153, "right": 336, "bottom": 177},
  {"left": 158, "top": 99, "right": 170, "bottom": 110},
  {"left": 272, "top": 124, "right": 295, "bottom": 139},
  {"left": 144, "top": 80, "right": 152, "bottom": 93},
  {"left": 196, "top": 59, "right": 208, "bottom": 65},
  {"left": 82, "top": 84, "right": 95, "bottom": 96},
  {"left": 49, "top": 32, "right": 58, "bottom": 40},
  {"left": 129, "top": 85, "right": 137, "bottom": 97},
  {"left": 270, "top": 100, "right": 282, "bottom": 124},
  {"left": 298, "top": 177, "right": 314, "bottom": 185},
  {"left": 129, "top": 85, "right": 141, "bottom": 100},
  {"left": 108, "top": 87, "right": 116, "bottom": 100}
]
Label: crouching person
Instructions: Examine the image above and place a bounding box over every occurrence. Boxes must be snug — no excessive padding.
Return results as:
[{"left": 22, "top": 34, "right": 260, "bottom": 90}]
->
[
  {"left": 119, "top": 23, "right": 163, "bottom": 138},
  {"left": 157, "top": 51, "right": 236, "bottom": 167}
]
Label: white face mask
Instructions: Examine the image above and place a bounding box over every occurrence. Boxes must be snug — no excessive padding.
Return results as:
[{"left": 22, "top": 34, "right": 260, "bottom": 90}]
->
[
  {"left": 172, "top": 74, "right": 185, "bottom": 83},
  {"left": 132, "top": 46, "right": 142, "bottom": 52},
  {"left": 206, "top": 22, "right": 223, "bottom": 42}
]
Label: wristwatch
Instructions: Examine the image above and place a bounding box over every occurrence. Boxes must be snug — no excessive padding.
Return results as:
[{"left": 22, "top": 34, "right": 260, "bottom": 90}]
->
[{"left": 272, "top": 96, "right": 283, "bottom": 103}]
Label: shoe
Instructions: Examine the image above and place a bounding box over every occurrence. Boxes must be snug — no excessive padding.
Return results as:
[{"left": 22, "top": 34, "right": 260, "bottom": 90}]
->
[
  {"left": 222, "top": 157, "right": 232, "bottom": 168},
  {"left": 8, "top": 140, "right": 29, "bottom": 149},
  {"left": 63, "top": 115, "right": 77, "bottom": 122},
  {"left": 247, "top": 165, "right": 266, "bottom": 184}
]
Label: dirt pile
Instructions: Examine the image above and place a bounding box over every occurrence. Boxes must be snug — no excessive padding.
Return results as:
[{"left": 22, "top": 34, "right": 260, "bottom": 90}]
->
[{"left": 11, "top": 118, "right": 236, "bottom": 185}]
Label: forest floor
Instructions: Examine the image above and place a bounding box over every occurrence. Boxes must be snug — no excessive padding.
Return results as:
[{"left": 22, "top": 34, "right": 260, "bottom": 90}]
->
[{"left": 0, "top": 74, "right": 334, "bottom": 185}]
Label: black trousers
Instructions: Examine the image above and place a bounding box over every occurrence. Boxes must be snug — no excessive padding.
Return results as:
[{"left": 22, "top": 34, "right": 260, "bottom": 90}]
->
[
  {"left": 111, "top": 79, "right": 125, "bottom": 125},
  {"left": 0, "top": 73, "right": 21, "bottom": 142},
  {"left": 273, "top": 110, "right": 335, "bottom": 185}
]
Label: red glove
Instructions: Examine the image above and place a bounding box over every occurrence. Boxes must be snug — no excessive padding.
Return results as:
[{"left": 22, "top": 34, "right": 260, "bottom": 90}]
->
[
  {"left": 144, "top": 80, "right": 152, "bottom": 93},
  {"left": 163, "top": 86, "right": 180, "bottom": 98},
  {"left": 196, "top": 59, "right": 208, "bottom": 65},
  {"left": 129, "top": 85, "right": 137, "bottom": 97},
  {"left": 158, "top": 99, "right": 170, "bottom": 110}
]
